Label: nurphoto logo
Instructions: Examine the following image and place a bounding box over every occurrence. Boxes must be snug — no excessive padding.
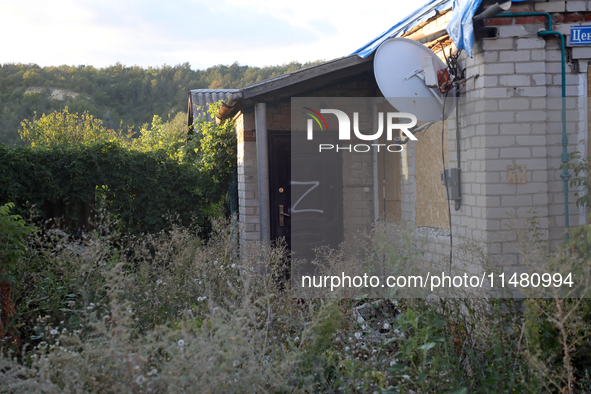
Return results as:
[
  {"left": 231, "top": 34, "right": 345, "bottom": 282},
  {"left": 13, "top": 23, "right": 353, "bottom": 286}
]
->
[{"left": 303, "top": 107, "right": 417, "bottom": 153}]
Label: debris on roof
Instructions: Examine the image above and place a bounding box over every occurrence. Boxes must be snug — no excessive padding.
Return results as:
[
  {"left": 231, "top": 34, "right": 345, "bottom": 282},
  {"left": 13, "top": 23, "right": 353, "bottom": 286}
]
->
[
  {"left": 188, "top": 89, "right": 240, "bottom": 120},
  {"left": 352, "top": 0, "right": 528, "bottom": 58},
  {"left": 351, "top": 0, "right": 452, "bottom": 58}
]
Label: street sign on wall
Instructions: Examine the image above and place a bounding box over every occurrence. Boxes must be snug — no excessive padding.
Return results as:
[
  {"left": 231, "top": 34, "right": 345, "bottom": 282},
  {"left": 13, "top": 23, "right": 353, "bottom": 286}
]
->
[{"left": 570, "top": 25, "right": 591, "bottom": 45}]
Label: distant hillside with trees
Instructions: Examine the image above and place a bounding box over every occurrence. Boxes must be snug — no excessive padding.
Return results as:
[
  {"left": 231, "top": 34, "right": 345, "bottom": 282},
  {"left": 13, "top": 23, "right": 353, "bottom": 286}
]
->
[{"left": 0, "top": 61, "right": 322, "bottom": 145}]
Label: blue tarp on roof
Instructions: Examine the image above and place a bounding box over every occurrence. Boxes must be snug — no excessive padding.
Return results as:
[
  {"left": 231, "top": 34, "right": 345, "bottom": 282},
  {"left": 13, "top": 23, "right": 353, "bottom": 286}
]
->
[
  {"left": 351, "top": 0, "right": 452, "bottom": 58},
  {"left": 448, "top": 0, "right": 484, "bottom": 56},
  {"left": 352, "top": 0, "right": 527, "bottom": 58},
  {"left": 449, "top": 0, "right": 525, "bottom": 56}
]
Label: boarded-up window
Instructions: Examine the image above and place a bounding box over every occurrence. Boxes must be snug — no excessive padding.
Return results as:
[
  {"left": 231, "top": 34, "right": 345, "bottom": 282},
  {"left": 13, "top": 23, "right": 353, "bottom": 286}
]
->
[{"left": 414, "top": 121, "right": 450, "bottom": 229}]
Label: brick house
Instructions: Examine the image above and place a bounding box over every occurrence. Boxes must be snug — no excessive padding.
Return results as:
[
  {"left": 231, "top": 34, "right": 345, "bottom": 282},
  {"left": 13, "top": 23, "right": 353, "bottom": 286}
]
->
[{"left": 193, "top": 0, "right": 591, "bottom": 272}]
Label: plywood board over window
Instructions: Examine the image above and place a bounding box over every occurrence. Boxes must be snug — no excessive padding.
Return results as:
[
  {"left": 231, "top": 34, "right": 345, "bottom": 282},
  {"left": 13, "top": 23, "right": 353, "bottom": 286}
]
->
[{"left": 415, "top": 121, "right": 450, "bottom": 229}]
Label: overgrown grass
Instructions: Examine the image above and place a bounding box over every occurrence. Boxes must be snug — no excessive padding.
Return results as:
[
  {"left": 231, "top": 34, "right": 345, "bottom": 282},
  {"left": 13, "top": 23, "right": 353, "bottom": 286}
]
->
[{"left": 2, "top": 214, "right": 591, "bottom": 393}]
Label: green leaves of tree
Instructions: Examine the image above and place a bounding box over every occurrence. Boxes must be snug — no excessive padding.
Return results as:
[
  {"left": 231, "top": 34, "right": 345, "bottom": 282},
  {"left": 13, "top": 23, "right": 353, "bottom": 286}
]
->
[
  {"left": 562, "top": 151, "right": 591, "bottom": 208},
  {"left": 19, "top": 106, "right": 119, "bottom": 147},
  {"left": 0, "top": 202, "right": 35, "bottom": 282},
  {"left": 189, "top": 102, "right": 237, "bottom": 202},
  {"left": 0, "top": 61, "right": 323, "bottom": 146}
]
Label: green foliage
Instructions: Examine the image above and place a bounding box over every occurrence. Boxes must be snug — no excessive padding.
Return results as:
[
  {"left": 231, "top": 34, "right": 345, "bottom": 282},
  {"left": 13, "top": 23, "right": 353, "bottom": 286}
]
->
[
  {"left": 189, "top": 103, "right": 237, "bottom": 201},
  {"left": 565, "top": 218, "right": 591, "bottom": 260},
  {"left": 9, "top": 225, "right": 118, "bottom": 349},
  {"left": 132, "top": 112, "right": 188, "bottom": 160},
  {"left": 0, "top": 142, "right": 209, "bottom": 234},
  {"left": 511, "top": 213, "right": 591, "bottom": 392},
  {"left": 0, "top": 61, "right": 323, "bottom": 145},
  {"left": 3, "top": 103, "right": 238, "bottom": 234},
  {"left": 562, "top": 152, "right": 591, "bottom": 208},
  {"left": 387, "top": 305, "right": 454, "bottom": 392},
  {"left": 0, "top": 202, "right": 35, "bottom": 282},
  {"left": 19, "top": 107, "right": 118, "bottom": 147}
]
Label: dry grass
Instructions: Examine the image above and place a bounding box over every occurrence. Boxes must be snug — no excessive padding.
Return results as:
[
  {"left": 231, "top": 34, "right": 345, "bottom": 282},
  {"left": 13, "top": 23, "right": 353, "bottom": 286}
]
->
[{"left": 1, "top": 215, "right": 591, "bottom": 393}]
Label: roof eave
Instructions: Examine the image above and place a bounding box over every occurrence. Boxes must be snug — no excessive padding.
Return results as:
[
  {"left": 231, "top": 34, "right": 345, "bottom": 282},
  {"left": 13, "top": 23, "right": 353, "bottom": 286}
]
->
[{"left": 240, "top": 54, "right": 374, "bottom": 105}]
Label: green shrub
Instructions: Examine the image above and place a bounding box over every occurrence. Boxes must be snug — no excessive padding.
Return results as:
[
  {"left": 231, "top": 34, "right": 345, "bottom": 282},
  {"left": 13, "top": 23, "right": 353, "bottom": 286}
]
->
[
  {"left": 0, "top": 142, "right": 211, "bottom": 234},
  {"left": 0, "top": 202, "right": 35, "bottom": 347},
  {"left": 4, "top": 106, "right": 237, "bottom": 235},
  {"left": 0, "top": 202, "right": 35, "bottom": 283}
]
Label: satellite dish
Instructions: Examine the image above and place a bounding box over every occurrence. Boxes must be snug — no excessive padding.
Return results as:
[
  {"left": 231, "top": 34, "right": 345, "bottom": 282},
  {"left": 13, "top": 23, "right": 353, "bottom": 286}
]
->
[{"left": 374, "top": 37, "right": 455, "bottom": 122}]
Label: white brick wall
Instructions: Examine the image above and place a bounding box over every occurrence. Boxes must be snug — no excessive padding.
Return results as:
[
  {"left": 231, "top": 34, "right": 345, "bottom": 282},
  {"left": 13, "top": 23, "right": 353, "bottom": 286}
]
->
[
  {"left": 534, "top": 1, "right": 566, "bottom": 12},
  {"left": 427, "top": 10, "right": 588, "bottom": 272},
  {"left": 236, "top": 113, "right": 260, "bottom": 246},
  {"left": 566, "top": 1, "right": 586, "bottom": 12}
]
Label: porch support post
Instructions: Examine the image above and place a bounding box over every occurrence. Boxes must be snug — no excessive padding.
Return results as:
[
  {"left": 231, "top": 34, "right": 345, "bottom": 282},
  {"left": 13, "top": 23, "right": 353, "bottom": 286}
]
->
[{"left": 255, "top": 102, "right": 271, "bottom": 243}]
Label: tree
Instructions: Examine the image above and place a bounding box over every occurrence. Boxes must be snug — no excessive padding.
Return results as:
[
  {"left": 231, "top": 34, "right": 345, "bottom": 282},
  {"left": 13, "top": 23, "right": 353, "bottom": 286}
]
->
[
  {"left": 132, "top": 112, "right": 187, "bottom": 159},
  {"left": 19, "top": 107, "right": 118, "bottom": 147}
]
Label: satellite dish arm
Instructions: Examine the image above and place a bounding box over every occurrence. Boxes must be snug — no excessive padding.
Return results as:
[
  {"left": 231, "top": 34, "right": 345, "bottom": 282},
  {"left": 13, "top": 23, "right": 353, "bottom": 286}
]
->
[{"left": 395, "top": 121, "right": 435, "bottom": 144}]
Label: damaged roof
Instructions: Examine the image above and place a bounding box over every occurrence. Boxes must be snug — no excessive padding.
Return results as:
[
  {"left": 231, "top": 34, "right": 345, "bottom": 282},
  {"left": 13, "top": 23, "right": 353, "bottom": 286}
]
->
[
  {"left": 188, "top": 88, "right": 240, "bottom": 122},
  {"left": 351, "top": 0, "right": 452, "bottom": 58}
]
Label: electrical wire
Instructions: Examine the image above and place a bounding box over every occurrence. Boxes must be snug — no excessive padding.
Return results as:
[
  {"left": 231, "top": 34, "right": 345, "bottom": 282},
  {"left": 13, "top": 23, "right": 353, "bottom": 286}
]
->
[
  {"left": 441, "top": 89, "right": 453, "bottom": 271},
  {"left": 382, "top": 99, "right": 386, "bottom": 219},
  {"left": 438, "top": 44, "right": 466, "bottom": 270},
  {"left": 455, "top": 92, "right": 462, "bottom": 211}
]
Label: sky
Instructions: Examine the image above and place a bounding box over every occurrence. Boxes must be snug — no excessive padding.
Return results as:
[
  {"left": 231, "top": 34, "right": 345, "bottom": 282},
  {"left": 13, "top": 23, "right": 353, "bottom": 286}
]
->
[{"left": 1, "top": 0, "right": 420, "bottom": 70}]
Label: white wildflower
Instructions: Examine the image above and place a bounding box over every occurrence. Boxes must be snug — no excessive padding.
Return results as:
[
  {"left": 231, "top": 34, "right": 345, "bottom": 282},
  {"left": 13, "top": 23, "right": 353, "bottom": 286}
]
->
[
  {"left": 354, "top": 332, "right": 362, "bottom": 339},
  {"left": 50, "top": 329, "right": 58, "bottom": 335},
  {"left": 178, "top": 339, "right": 185, "bottom": 347}
]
